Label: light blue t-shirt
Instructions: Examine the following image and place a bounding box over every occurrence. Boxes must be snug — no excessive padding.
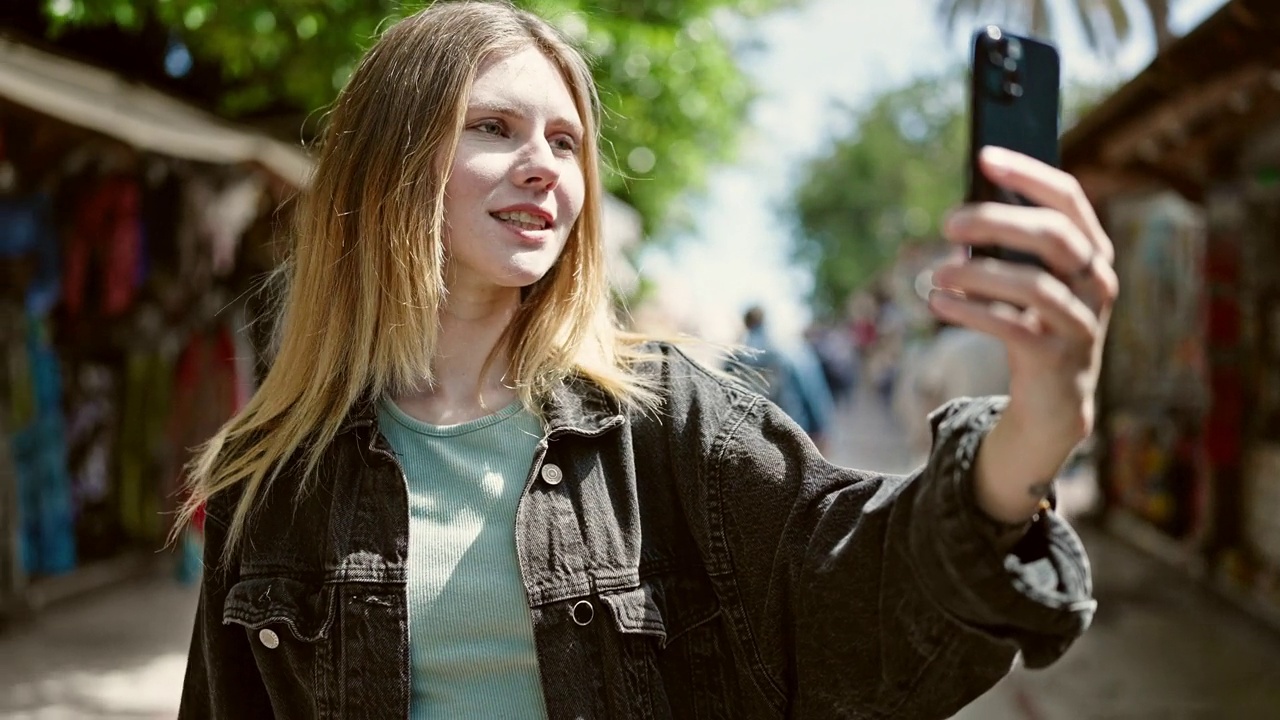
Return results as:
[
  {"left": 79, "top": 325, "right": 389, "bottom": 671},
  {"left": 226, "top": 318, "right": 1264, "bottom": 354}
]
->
[{"left": 377, "top": 398, "right": 549, "bottom": 720}]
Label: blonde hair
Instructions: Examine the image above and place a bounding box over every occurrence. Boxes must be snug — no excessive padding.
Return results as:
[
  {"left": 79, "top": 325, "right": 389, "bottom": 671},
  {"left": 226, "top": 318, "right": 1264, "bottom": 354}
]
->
[{"left": 177, "top": 0, "right": 661, "bottom": 553}]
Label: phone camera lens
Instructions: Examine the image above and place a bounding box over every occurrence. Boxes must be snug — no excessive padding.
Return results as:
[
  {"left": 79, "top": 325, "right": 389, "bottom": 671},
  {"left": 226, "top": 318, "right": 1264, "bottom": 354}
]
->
[
  {"left": 1003, "top": 80, "right": 1024, "bottom": 98},
  {"left": 1005, "top": 37, "right": 1023, "bottom": 61}
]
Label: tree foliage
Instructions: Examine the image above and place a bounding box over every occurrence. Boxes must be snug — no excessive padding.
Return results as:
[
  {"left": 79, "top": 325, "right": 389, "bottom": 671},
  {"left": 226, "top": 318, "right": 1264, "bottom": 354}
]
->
[
  {"left": 787, "top": 64, "right": 1118, "bottom": 318},
  {"left": 40, "top": 0, "right": 791, "bottom": 235},
  {"left": 789, "top": 73, "right": 968, "bottom": 317}
]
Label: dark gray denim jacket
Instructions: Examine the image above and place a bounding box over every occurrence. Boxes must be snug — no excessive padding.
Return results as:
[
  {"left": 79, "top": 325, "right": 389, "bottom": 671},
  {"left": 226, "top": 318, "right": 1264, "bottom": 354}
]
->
[{"left": 179, "top": 343, "right": 1095, "bottom": 719}]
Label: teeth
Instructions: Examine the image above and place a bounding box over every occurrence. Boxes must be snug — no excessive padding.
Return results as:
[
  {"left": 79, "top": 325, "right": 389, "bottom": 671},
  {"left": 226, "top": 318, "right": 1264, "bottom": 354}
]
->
[{"left": 494, "top": 210, "right": 548, "bottom": 230}]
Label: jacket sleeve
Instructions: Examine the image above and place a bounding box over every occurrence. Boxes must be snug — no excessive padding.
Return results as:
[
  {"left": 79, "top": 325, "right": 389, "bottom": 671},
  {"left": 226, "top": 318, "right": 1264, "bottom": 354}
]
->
[
  {"left": 685, "top": 384, "right": 1094, "bottom": 718},
  {"left": 178, "top": 493, "right": 274, "bottom": 719}
]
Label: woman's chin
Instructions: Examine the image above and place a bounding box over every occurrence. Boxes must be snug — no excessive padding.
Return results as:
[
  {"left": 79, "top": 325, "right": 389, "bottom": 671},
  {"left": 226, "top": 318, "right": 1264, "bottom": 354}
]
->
[{"left": 500, "top": 262, "right": 557, "bottom": 288}]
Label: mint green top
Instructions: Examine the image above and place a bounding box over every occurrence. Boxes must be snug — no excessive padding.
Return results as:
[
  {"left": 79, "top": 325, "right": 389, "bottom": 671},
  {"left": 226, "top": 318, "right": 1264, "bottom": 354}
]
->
[{"left": 377, "top": 398, "right": 549, "bottom": 720}]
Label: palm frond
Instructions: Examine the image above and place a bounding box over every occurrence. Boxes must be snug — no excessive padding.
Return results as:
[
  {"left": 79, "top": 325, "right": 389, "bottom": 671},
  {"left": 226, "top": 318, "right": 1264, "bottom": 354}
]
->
[
  {"left": 1028, "top": 0, "right": 1052, "bottom": 37},
  {"left": 931, "top": 0, "right": 1165, "bottom": 56},
  {"left": 1102, "top": 0, "right": 1133, "bottom": 43},
  {"left": 1072, "top": 0, "right": 1102, "bottom": 50},
  {"left": 937, "top": 0, "right": 986, "bottom": 33}
]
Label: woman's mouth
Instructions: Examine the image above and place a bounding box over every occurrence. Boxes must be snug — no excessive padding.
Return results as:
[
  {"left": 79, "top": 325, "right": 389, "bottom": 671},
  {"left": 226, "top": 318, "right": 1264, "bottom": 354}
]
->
[{"left": 492, "top": 210, "right": 550, "bottom": 231}]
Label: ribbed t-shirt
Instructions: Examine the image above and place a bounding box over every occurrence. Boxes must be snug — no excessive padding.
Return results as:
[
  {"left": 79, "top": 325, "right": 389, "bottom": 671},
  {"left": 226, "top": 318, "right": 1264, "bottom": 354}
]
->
[{"left": 377, "top": 397, "right": 548, "bottom": 720}]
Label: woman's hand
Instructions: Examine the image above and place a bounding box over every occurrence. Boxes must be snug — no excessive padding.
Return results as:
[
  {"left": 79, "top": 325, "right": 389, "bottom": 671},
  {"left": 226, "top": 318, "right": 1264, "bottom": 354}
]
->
[{"left": 930, "top": 146, "right": 1119, "bottom": 525}]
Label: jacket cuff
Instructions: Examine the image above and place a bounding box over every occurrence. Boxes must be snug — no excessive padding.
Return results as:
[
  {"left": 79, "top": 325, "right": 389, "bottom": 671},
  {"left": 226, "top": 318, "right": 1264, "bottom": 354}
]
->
[{"left": 908, "top": 396, "right": 1096, "bottom": 669}]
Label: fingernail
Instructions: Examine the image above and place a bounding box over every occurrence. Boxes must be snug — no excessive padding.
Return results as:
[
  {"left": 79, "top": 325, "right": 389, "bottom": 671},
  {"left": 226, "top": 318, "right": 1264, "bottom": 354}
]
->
[
  {"left": 980, "top": 146, "right": 1014, "bottom": 173},
  {"left": 981, "top": 145, "right": 1011, "bottom": 161},
  {"left": 928, "top": 288, "right": 962, "bottom": 305}
]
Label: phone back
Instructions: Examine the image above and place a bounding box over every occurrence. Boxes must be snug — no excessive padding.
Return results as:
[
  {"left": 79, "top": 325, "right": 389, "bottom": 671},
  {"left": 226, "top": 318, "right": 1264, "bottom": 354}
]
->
[{"left": 966, "top": 26, "right": 1061, "bottom": 206}]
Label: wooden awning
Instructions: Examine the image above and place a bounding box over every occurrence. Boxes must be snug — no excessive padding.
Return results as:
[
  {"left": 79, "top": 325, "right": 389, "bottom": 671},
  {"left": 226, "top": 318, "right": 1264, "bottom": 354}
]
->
[
  {"left": 0, "top": 35, "right": 313, "bottom": 187},
  {"left": 1061, "top": 0, "right": 1280, "bottom": 202}
]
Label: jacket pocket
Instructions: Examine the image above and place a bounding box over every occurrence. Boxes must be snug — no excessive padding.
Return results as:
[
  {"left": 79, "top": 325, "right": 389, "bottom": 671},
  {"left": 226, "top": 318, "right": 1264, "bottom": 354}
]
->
[
  {"left": 222, "top": 576, "right": 336, "bottom": 719},
  {"left": 224, "top": 576, "right": 336, "bottom": 641},
  {"left": 599, "top": 572, "right": 738, "bottom": 719},
  {"left": 600, "top": 572, "right": 720, "bottom": 649}
]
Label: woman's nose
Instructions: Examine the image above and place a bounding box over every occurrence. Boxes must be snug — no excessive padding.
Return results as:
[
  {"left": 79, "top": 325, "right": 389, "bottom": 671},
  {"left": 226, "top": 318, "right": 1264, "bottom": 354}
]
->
[{"left": 511, "top": 137, "right": 560, "bottom": 191}]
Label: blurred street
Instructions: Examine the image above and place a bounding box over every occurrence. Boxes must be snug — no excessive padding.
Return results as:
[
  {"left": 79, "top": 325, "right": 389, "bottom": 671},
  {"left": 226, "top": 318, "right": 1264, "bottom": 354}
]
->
[
  {"left": 831, "top": 388, "right": 1280, "bottom": 720},
  {"left": 0, "top": 388, "right": 1278, "bottom": 719}
]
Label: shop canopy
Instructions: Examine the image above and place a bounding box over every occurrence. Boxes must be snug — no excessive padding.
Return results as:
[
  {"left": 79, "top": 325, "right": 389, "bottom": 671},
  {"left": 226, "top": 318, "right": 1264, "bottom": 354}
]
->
[
  {"left": 0, "top": 35, "right": 312, "bottom": 187},
  {"left": 1062, "top": 0, "right": 1280, "bottom": 201}
]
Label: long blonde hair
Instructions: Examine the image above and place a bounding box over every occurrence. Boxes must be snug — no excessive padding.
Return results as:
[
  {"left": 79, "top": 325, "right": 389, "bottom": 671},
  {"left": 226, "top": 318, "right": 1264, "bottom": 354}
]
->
[{"left": 178, "top": 1, "right": 660, "bottom": 553}]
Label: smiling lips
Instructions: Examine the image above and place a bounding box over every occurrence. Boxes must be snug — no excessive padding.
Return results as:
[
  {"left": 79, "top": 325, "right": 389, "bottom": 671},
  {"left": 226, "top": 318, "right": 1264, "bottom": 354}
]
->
[{"left": 492, "top": 209, "right": 551, "bottom": 231}]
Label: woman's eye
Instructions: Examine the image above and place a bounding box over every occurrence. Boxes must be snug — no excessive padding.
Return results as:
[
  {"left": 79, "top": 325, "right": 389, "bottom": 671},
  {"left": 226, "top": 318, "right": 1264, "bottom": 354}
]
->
[
  {"left": 474, "top": 120, "right": 506, "bottom": 135},
  {"left": 551, "top": 135, "right": 580, "bottom": 154}
]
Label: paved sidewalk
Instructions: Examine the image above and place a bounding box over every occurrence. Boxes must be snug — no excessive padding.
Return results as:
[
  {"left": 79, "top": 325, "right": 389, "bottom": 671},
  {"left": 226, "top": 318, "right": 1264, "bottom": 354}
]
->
[{"left": 0, "top": 574, "right": 197, "bottom": 719}]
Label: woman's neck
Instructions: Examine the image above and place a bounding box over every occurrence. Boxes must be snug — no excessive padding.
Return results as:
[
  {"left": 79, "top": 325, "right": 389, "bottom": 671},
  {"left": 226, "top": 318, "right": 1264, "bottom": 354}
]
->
[{"left": 391, "top": 289, "right": 522, "bottom": 425}]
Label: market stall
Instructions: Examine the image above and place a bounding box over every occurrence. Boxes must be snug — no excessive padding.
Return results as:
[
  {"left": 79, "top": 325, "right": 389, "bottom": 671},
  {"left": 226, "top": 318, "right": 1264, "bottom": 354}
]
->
[
  {"left": 1062, "top": 0, "right": 1280, "bottom": 625},
  {"left": 1101, "top": 192, "right": 1211, "bottom": 551},
  {"left": 0, "top": 36, "right": 306, "bottom": 615}
]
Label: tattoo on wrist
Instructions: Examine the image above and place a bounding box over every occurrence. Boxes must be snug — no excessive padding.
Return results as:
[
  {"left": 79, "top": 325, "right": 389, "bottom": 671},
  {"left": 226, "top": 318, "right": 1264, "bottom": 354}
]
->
[{"left": 1028, "top": 481, "right": 1052, "bottom": 499}]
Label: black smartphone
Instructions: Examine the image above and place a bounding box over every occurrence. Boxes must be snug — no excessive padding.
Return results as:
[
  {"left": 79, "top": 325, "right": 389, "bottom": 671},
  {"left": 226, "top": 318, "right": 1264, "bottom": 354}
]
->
[{"left": 966, "top": 25, "right": 1061, "bottom": 268}]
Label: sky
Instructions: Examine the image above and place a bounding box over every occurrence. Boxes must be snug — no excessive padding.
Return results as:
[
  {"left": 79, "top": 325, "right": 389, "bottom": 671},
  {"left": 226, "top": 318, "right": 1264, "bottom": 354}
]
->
[{"left": 636, "top": 0, "right": 1230, "bottom": 342}]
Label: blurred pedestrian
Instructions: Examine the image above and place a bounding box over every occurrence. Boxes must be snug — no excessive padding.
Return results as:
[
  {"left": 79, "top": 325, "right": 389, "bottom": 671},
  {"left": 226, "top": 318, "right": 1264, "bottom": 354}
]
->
[
  {"left": 175, "top": 3, "right": 1117, "bottom": 718},
  {"left": 907, "top": 319, "right": 1012, "bottom": 464},
  {"left": 918, "top": 321, "right": 1011, "bottom": 410},
  {"left": 733, "top": 305, "right": 836, "bottom": 452},
  {"left": 868, "top": 289, "right": 905, "bottom": 408},
  {"left": 806, "top": 322, "right": 858, "bottom": 405}
]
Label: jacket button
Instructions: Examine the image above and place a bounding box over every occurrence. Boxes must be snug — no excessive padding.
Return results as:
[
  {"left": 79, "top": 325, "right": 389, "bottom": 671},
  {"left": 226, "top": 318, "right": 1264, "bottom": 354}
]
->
[
  {"left": 540, "top": 463, "right": 564, "bottom": 485},
  {"left": 571, "top": 599, "right": 594, "bottom": 626},
  {"left": 258, "top": 629, "right": 280, "bottom": 649}
]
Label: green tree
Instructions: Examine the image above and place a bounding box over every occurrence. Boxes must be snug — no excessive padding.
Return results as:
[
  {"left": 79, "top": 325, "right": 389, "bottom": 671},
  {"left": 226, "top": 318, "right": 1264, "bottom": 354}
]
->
[
  {"left": 40, "top": 0, "right": 793, "bottom": 236},
  {"left": 789, "top": 73, "right": 968, "bottom": 317},
  {"left": 934, "top": 0, "right": 1177, "bottom": 54},
  {"left": 787, "top": 69, "right": 1117, "bottom": 318}
]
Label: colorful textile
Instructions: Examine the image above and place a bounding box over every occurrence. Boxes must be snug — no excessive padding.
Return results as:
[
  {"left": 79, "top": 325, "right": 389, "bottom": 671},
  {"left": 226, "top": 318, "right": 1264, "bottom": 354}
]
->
[
  {"left": 11, "top": 313, "right": 76, "bottom": 576},
  {"left": 62, "top": 176, "right": 145, "bottom": 318},
  {"left": 0, "top": 193, "right": 60, "bottom": 315}
]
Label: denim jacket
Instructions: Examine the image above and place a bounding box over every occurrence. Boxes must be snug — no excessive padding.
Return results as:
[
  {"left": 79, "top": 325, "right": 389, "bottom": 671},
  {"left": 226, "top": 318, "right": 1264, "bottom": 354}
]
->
[{"left": 179, "top": 343, "right": 1095, "bottom": 719}]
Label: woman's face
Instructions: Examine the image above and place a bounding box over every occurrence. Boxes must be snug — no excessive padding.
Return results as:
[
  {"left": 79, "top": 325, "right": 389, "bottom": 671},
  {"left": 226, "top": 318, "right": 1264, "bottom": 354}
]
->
[{"left": 441, "top": 47, "right": 586, "bottom": 298}]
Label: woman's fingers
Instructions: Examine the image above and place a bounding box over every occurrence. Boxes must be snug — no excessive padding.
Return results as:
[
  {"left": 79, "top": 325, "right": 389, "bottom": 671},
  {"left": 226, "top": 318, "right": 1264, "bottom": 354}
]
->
[
  {"left": 946, "top": 148, "right": 1122, "bottom": 313},
  {"left": 977, "top": 146, "right": 1113, "bottom": 264},
  {"left": 944, "top": 203, "right": 1091, "bottom": 278},
  {"left": 930, "top": 259, "right": 1099, "bottom": 341},
  {"left": 943, "top": 202, "right": 1121, "bottom": 315},
  {"left": 927, "top": 287, "right": 1038, "bottom": 345}
]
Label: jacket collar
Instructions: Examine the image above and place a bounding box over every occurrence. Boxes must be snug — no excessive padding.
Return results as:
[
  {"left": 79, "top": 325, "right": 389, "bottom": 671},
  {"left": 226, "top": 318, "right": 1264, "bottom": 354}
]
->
[
  {"left": 541, "top": 373, "right": 625, "bottom": 435},
  {"left": 338, "top": 396, "right": 378, "bottom": 434},
  {"left": 336, "top": 373, "right": 623, "bottom": 437}
]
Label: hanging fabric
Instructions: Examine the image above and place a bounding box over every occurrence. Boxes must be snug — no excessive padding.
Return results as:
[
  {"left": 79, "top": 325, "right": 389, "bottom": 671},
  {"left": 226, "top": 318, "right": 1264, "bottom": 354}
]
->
[
  {"left": 0, "top": 193, "right": 60, "bottom": 316},
  {"left": 117, "top": 314, "right": 174, "bottom": 543},
  {"left": 10, "top": 312, "right": 76, "bottom": 576},
  {"left": 62, "top": 174, "right": 145, "bottom": 319}
]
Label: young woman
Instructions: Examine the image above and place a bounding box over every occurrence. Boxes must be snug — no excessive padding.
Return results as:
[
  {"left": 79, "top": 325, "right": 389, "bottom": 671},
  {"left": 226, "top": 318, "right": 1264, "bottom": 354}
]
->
[{"left": 178, "top": 2, "right": 1118, "bottom": 718}]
